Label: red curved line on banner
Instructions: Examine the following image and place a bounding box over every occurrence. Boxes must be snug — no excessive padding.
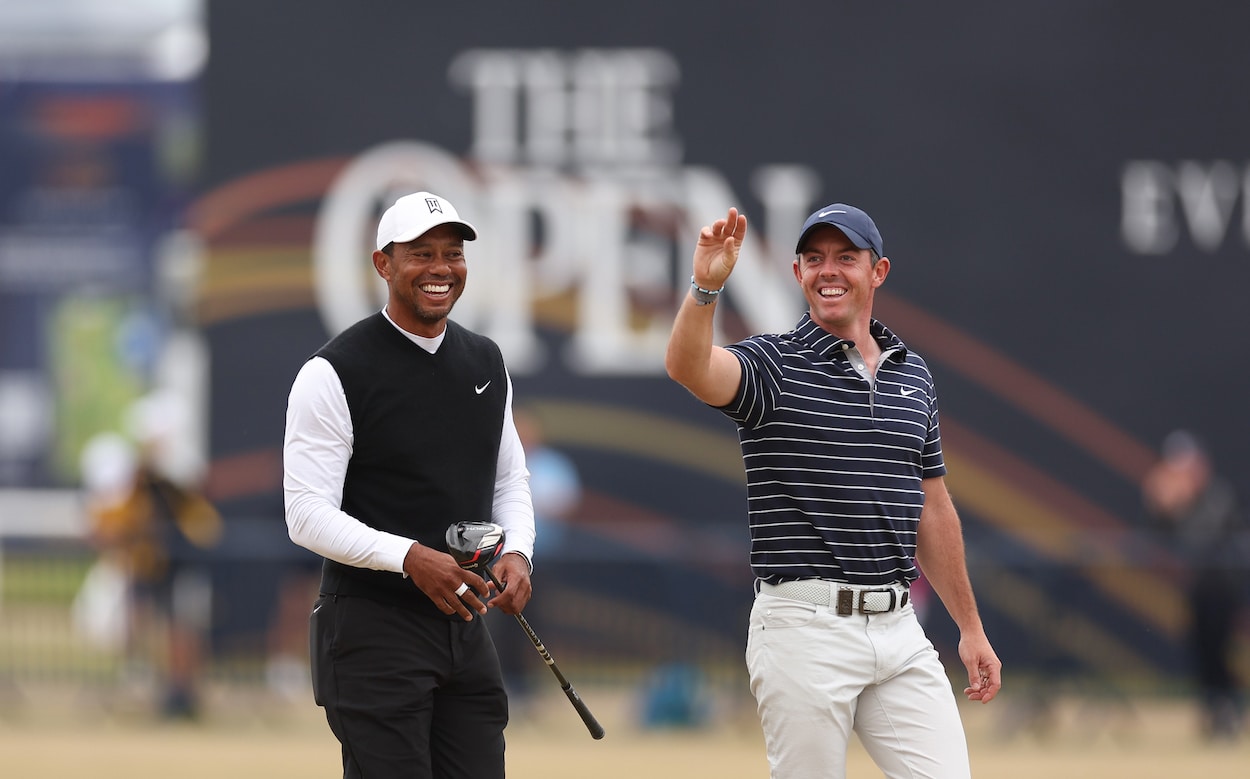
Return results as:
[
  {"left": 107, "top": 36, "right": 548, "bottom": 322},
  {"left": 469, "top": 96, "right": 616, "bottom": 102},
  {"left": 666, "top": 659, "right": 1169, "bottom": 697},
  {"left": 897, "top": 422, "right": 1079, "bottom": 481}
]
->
[
  {"left": 205, "top": 448, "right": 283, "bottom": 503},
  {"left": 189, "top": 157, "right": 349, "bottom": 240},
  {"left": 875, "top": 290, "right": 1157, "bottom": 484},
  {"left": 941, "top": 416, "right": 1129, "bottom": 533}
]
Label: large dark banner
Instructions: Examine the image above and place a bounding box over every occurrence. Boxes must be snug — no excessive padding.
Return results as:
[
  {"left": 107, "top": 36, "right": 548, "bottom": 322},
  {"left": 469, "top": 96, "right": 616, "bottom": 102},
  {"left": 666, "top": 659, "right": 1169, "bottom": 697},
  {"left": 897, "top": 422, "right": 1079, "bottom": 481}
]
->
[{"left": 198, "top": 1, "right": 1250, "bottom": 679}]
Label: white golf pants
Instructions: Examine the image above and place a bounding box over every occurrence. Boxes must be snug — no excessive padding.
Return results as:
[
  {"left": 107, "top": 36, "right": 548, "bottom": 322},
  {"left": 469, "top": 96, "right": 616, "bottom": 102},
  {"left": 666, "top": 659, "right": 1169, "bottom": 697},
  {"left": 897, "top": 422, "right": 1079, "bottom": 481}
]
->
[{"left": 746, "top": 586, "right": 971, "bottom": 779}]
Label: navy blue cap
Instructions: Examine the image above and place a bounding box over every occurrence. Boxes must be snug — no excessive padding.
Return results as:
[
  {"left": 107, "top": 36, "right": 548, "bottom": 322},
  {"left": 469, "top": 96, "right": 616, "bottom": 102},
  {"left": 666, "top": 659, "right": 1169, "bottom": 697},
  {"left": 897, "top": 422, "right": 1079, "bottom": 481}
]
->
[{"left": 794, "top": 203, "right": 883, "bottom": 256}]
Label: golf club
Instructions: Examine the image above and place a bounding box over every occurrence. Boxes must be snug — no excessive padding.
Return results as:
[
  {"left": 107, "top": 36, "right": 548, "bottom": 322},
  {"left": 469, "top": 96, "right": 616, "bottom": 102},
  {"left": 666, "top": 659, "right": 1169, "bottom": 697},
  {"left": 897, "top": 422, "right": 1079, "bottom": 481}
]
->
[{"left": 445, "top": 521, "right": 605, "bottom": 740}]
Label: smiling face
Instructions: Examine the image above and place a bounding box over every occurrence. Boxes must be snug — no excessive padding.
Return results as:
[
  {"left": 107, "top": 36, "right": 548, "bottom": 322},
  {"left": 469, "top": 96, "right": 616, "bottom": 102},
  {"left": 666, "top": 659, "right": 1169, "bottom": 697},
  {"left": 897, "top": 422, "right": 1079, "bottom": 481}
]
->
[
  {"left": 373, "top": 223, "right": 468, "bottom": 337},
  {"left": 793, "top": 224, "right": 890, "bottom": 339}
]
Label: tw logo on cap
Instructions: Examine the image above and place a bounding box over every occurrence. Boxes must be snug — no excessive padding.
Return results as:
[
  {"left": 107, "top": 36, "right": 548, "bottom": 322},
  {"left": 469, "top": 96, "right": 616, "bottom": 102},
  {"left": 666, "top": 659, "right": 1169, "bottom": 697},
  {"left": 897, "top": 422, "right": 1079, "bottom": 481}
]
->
[{"left": 425, "top": 197, "right": 444, "bottom": 214}]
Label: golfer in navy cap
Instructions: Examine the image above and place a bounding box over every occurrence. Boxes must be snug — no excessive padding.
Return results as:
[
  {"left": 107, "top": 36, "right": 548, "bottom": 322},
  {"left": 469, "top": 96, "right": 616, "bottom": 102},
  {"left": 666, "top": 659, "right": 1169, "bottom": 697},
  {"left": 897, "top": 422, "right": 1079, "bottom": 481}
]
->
[{"left": 666, "top": 202, "right": 1001, "bottom": 779}]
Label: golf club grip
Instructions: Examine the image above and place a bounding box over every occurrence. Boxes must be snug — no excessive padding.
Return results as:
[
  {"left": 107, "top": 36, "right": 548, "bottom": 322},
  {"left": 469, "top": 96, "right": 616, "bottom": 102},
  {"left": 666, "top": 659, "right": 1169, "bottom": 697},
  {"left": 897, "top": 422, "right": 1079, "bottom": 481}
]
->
[
  {"left": 486, "top": 568, "right": 605, "bottom": 739},
  {"left": 512, "top": 611, "right": 605, "bottom": 739},
  {"left": 562, "top": 679, "right": 606, "bottom": 740}
]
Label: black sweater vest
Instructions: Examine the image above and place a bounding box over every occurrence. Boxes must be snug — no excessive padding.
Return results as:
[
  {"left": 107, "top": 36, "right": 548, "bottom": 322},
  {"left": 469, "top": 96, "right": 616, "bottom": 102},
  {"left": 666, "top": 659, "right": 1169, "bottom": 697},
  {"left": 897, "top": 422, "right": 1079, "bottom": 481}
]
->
[{"left": 314, "top": 313, "right": 507, "bottom": 615}]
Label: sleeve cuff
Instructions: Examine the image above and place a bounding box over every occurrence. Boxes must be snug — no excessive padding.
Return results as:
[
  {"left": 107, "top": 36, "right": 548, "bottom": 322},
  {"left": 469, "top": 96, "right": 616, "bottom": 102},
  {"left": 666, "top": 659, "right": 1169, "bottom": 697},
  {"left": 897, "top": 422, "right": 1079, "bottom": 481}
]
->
[
  {"left": 503, "top": 549, "right": 533, "bottom": 573},
  {"left": 378, "top": 533, "right": 417, "bottom": 576}
]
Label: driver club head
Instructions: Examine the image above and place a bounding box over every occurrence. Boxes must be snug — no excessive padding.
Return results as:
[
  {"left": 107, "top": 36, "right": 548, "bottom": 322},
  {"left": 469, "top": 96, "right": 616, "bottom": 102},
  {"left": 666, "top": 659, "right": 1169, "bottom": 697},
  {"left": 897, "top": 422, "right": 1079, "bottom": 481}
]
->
[{"left": 445, "top": 521, "right": 506, "bottom": 573}]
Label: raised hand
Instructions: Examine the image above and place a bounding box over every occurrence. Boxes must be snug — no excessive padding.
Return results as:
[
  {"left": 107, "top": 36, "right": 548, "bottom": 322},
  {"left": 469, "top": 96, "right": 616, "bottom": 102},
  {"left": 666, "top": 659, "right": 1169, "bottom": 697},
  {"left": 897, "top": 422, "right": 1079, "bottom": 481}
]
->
[{"left": 692, "top": 207, "right": 747, "bottom": 290}]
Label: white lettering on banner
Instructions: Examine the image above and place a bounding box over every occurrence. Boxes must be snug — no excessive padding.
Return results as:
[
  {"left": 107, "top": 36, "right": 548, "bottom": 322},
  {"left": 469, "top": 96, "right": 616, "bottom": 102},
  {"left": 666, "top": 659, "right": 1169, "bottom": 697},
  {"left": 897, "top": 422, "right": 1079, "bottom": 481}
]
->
[
  {"left": 313, "top": 49, "right": 815, "bottom": 376},
  {"left": 1121, "top": 160, "right": 1245, "bottom": 254},
  {"left": 448, "top": 49, "right": 682, "bottom": 168}
]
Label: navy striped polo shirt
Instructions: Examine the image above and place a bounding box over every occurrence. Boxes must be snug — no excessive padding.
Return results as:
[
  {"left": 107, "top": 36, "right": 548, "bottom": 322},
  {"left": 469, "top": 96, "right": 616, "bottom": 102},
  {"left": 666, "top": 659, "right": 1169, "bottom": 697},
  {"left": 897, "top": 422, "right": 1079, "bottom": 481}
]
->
[{"left": 721, "top": 313, "right": 945, "bottom": 587}]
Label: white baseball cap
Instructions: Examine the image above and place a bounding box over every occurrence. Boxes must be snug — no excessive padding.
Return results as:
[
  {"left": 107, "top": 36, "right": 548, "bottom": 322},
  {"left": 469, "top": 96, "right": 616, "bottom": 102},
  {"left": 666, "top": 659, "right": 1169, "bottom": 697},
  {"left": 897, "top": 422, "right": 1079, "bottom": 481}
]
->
[{"left": 375, "top": 191, "right": 478, "bottom": 251}]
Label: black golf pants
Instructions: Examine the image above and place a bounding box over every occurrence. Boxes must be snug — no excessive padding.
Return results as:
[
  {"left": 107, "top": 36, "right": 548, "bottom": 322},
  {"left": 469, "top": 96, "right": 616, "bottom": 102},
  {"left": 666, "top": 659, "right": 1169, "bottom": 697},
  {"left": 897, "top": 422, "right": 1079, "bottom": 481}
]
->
[{"left": 311, "top": 594, "right": 508, "bottom": 778}]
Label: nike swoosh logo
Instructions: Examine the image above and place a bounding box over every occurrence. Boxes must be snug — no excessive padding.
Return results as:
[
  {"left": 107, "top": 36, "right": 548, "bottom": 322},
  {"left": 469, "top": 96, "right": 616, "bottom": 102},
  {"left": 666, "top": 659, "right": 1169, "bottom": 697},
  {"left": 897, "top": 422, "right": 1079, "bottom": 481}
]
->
[
  {"left": 818, "top": 209, "right": 847, "bottom": 218},
  {"left": 900, "top": 387, "right": 919, "bottom": 397},
  {"left": 475, "top": 381, "right": 491, "bottom": 394}
]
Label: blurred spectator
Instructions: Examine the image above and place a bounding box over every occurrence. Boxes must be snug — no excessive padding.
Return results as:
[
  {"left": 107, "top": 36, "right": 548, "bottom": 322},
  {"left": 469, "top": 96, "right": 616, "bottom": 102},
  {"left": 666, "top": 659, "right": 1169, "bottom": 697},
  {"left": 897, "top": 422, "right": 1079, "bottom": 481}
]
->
[
  {"left": 1142, "top": 430, "right": 1248, "bottom": 740},
  {"left": 264, "top": 548, "right": 322, "bottom": 702},
  {"left": 638, "top": 663, "right": 711, "bottom": 729},
  {"left": 514, "top": 408, "right": 581, "bottom": 555},
  {"left": 77, "top": 391, "right": 222, "bottom": 720},
  {"left": 489, "top": 408, "right": 582, "bottom": 710}
]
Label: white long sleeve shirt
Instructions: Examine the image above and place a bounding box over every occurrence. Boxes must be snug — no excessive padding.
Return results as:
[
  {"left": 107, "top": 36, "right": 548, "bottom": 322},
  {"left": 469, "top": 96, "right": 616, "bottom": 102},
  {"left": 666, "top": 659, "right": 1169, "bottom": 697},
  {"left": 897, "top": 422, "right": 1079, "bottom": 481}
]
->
[{"left": 283, "top": 309, "right": 535, "bottom": 576}]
